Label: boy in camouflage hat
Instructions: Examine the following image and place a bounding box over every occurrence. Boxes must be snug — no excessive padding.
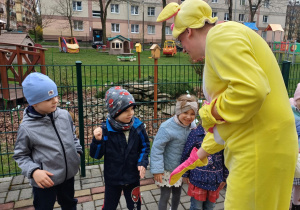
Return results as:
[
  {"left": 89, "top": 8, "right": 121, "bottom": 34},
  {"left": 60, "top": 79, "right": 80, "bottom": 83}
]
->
[{"left": 90, "top": 86, "right": 150, "bottom": 210}]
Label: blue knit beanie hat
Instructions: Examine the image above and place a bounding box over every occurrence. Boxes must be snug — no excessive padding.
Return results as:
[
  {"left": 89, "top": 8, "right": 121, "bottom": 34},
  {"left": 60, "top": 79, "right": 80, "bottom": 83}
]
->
[
  {"left": 105, "top": 86, "right": 135, "bottom": 118},
  {"left": 22, "top": 72, "right": 58, "bottom": 105}
]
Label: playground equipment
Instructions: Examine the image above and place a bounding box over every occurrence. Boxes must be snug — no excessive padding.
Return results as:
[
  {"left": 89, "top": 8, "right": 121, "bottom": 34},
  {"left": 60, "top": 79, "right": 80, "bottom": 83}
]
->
[
  {"left": 0, "top": 42, "right": 47, "bottom": 105},
  {"left": 272, "top": 41, "right": 300, "bottom": 64},
  {"left": 117, "top": 56, "right": 136, "bottom": 61},
  {"left": 163, "top": 40, "right": 177, "bottom": 56},
  {"left": 58, "top": 37, "right": 80, "bottom": 53}
]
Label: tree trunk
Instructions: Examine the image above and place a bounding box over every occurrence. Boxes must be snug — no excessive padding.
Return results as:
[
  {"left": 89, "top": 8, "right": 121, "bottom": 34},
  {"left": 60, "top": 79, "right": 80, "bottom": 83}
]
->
[
  {"left": 99, "top": 0, "right": 112, "bottom": 45},
  {"left": 102, "top": 17, "right": 107, "bottom": 44},
  {"left": 68, "top": 17, "right": 73, "bottom": 37},
  {"left": 228, "top": 0, "right": 233, "bottom": 21},
  {"left": 5, "top": 0, "right": 10, "bottom": 30},
  {"left": 161, "top": 0, "right": 167, "bottom": 47}
]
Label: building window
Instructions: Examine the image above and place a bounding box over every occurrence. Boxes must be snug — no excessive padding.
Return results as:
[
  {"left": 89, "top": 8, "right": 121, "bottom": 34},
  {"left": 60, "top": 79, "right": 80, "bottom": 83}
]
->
[
  {"left": 212, "top": 12, "right": 217, "bottom": 17},
  {"left": 240, "top": 0, "right": 245, "bottom": 5},
  {"left": 166, "top": 26, "right": 172, "bottom": 35},
  {"left": 261, "top": 31, "right": 267, "bottom": 39},
  {"left": 111, "top": 4, "right": 119, "bottom": 13},
  {"left": 73, "top": 20, "right": 83, "bottom": 30},
  {"left": 224, "top": 13, "right": 229, "bottom": 21},
  {"left": 263, "top": 15, "right": 268, "bottom": 23},
  {"left": 212, "top": 0, "right": 218, "bottom": 3},
  {"left": 111, "top": 23, "right": 120, "bottom": 32},
  {"left": 148, "top": 7, "right": 155, "bottom": 16},
  {"left": 131, "top": 6, "right": 139, "bottom": 15},
  {"left": 131, "top": 24, "right": 139, "bottom": 33},
  {"left": 239, "top": 14, "right": 244, "bottom": 22},
  {"left": 92, "top": 10, "right": 101, "bottom": 18},
  {"left": 264, "top": 0, "right": 269, "bottom": 8},
  {"left": 73, "top": 1, "right": 82, "bottom": 11},
  {"left": 148, "top": 25, "right": 155, "bottom": 34},
  {"left": 112, "top": 42, "right": 122, "bottom": 49}
]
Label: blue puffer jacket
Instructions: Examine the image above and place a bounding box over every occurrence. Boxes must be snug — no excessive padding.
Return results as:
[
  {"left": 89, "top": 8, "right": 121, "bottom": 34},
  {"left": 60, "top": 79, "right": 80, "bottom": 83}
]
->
[
  {"left": 181, "top": 125, "right": 228, "bottom": 191},
  {"left": 90, "top": 117, "right": 150, "bottom": 186},
  {"left": 150, "top": 117, "right": 194, "bottom": 174}
]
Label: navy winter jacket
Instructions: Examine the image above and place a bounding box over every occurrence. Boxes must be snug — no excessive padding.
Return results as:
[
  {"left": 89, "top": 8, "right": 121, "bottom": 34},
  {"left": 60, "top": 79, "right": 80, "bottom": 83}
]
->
[
  {"left": 181, "top": 125, "right": 229, "bottom": 191},
  {"left": 90, "top": 117, "right": 150, "bottom": 186}
]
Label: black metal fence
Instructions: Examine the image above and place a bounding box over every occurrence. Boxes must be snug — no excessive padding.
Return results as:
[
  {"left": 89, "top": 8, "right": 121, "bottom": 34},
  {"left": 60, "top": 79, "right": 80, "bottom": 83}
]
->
[
  {"left": 0, "top": 61, "right": 299, "bottom": 177},
  {"left": 0, "top": 63, "right": 203, "bottom": 177}
]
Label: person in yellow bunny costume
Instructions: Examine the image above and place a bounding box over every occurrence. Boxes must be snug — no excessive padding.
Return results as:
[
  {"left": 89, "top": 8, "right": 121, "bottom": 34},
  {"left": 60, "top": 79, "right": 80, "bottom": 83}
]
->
[{"left": 157, "top": 0, "right": 298, "bottom": 209}]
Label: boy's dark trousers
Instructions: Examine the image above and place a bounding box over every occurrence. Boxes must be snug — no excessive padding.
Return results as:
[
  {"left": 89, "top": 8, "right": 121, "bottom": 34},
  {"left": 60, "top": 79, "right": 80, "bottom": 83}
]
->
[
  {"left": 103, "top": 181, "right": 141, "bottom": 210},
  {"left": 32, "top": 177, "right": 77, "bottom": 210}
]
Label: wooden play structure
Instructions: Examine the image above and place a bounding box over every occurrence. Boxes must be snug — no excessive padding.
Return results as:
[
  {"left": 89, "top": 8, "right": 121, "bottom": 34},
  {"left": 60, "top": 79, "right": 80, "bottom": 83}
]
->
[
  {"left": 163, "top": 40, "right": 177, "bottom": 56},
  {"left": 0, "top": 42, "right": 47, "bottom": 105},
  {"left": 107, "top": 35, "right": 132, "bottom": 55},
  {"left": 58, "top": 37, "right": 80, "bottom": 53},
  {"left": 265, "top": 24, "right": 284, "bottom": 43}
]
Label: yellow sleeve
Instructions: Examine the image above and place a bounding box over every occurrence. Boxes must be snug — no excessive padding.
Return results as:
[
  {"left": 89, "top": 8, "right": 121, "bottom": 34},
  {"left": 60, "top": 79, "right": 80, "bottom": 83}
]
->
[
  {"left": 205, "top": 24, "right": 271, "bottom": 124},
  {"left": 201, "top": 132, "right": 224, "bottom": 154}
]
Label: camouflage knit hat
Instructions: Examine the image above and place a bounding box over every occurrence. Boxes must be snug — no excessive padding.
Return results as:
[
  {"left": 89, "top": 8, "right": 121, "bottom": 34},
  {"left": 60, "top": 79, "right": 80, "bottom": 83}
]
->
[{"left": 105, "top": 86, "right": 136, "bottom": 118}]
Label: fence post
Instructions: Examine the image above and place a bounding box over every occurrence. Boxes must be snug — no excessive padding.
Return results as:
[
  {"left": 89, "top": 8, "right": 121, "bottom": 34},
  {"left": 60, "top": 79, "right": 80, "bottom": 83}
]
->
[
  {"left": 76, "top": 61, "right": 86, "bottom": 177},
  {"left": 281, "top": 60, "right": 291, "bottom": 90},
  {"left": 153, "top": 59, "right": 158, "bottom": 129}
]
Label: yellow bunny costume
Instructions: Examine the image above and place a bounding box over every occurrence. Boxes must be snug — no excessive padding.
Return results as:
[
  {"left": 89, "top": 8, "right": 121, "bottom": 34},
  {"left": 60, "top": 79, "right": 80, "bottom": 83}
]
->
[{"left": 158, "top": 0, "right": 298, "bottom": 209}]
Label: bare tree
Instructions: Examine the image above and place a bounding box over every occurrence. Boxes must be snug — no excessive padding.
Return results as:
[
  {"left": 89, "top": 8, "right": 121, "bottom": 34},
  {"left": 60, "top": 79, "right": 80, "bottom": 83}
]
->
[
  {"left": 160, "top": 0, "right": 166, "bottom": 47},
  {"left": 247, "top": 0, "right": 288, "bottom": 22},
  {"left": 228, "top": 0, "right": 233, "bottom": 20},
  {"left": 5, "top": 0, "right": 10, "bottom": 30},
  {"left": 286, "top": 1, "right": 300, "bottom": 41},
  {"left": 54, "top": 0, "right": 75, "bottom": 37},
  {"left": 27, "top": 0, "right": 42, "bottom": 42},
  {"left": 97, "top": 0, "right": 113, "bottom": 45},
  {"left": 248, "top": 0, "right": 263, "bottom": 22}
]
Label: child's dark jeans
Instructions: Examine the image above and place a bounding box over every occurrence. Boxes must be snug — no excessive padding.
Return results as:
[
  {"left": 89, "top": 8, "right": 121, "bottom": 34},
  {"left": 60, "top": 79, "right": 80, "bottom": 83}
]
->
[
  {"left": 103, "top": 181, "right": 141, "bottom": 210},
  {"left": 32, "top": 177, "right": 77, "bottom": 210}
]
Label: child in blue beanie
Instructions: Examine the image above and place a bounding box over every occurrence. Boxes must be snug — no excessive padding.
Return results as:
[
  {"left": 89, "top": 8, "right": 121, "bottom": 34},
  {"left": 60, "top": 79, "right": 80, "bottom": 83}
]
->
[
  {"left": 90, "top": 86, "right": 150, "bottom": 210},
  {"left": 13, "top": 72, "right": 83, "bottom": 210}
]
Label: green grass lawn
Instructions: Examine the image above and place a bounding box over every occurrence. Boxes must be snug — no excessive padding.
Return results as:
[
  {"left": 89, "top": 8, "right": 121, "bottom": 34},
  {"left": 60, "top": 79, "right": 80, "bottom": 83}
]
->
[{"left": 44, "top": 47, "right": 192, "bottom": 65}]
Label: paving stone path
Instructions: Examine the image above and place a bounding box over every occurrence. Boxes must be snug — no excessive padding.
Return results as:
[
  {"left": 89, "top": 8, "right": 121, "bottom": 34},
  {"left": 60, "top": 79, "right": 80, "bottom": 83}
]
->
[{"left": 0, "top": 164, "right": 225, "bottom": 210}]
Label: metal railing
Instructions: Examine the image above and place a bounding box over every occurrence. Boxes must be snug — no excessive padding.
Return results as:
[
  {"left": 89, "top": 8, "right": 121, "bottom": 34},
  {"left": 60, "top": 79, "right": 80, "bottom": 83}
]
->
[
  {"left": 0, "top": 61, "right": 299, "bottom": 177},
  {"left": 0, "top": 62, "right": 203, "bottom": 177}
]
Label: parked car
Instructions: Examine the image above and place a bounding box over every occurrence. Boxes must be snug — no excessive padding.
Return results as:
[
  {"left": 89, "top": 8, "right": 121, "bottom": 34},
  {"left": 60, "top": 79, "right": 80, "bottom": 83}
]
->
[
  {"left": 175, "top": 41, "right": 183, "bottom": 52},
  {"left": 92, "top": 41, "right": 103, "bottom": 49}
]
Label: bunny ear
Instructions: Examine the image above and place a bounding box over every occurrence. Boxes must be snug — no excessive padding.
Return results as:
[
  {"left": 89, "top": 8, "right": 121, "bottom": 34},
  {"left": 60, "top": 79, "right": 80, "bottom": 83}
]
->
[{"left": 157, "top": 2, "right": 180, "bottom": 22}]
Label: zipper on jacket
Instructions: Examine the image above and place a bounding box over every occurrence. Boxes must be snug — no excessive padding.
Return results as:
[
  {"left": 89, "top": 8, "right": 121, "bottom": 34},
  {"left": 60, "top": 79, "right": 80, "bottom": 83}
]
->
[{"left": 51, "top": 117, "right": 68, "bottom": 181}]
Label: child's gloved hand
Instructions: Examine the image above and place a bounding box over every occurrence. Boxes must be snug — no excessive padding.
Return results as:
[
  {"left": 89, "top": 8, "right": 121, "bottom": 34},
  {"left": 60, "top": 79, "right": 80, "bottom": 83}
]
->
[
  {"left": 93, "top": 127, "right": 102, "bottom": 140},
  {"left": 138, "top": 166, "right": 146, "bottom": 179},
  {"left": 169, "top": 147, "right": 208, "bottom": 185}
]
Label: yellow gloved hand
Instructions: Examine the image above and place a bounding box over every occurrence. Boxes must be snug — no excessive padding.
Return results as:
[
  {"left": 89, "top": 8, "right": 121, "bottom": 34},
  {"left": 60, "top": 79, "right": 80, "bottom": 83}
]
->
[
  {"left": 199, "top": 98, "right": 225, "bottom": 132},
  {"left": 169, "top": 147, "right": 208, "bottom": 185}
]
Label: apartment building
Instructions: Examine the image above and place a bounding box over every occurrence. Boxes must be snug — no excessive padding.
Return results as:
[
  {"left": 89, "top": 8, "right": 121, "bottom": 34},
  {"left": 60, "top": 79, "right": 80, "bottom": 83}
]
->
[
  {"left": 207, "top": 0, "right": 288, "bottom": 41},
  {"left": 0, "top": 0, "right": 36, "bottom": 31},
  {"left": 41, "top": 0, "right": 288, "bottom": 43},
  {"left": 41, "top": 0, "right": 177, "bottom": 43}
]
